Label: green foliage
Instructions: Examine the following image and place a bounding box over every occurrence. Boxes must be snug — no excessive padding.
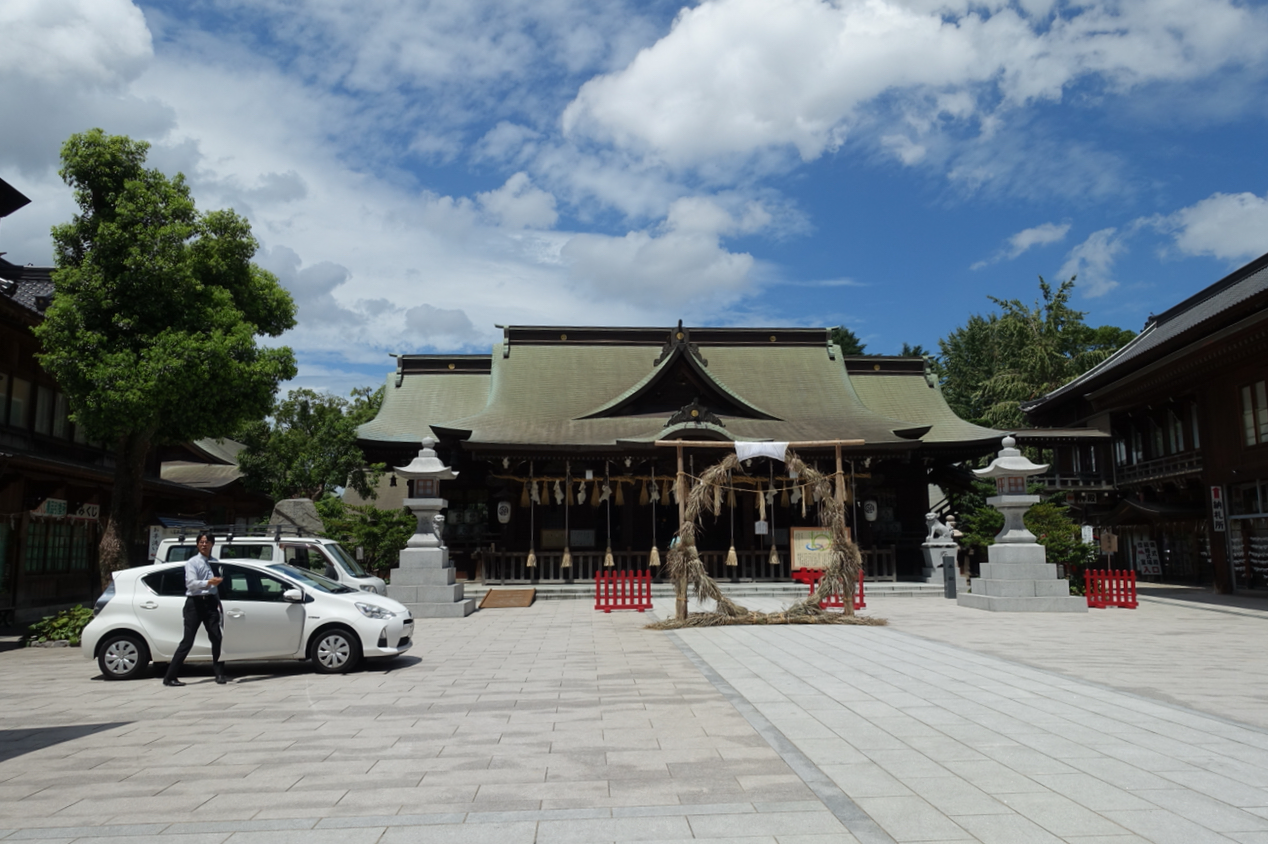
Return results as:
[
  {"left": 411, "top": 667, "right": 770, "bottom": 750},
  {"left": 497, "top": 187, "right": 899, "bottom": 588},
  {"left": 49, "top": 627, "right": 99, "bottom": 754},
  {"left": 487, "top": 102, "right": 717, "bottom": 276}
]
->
[
  {"left": 947, "top": 479, "right": 1002, "bottom": 554},
  {"left": 35, "top": 129, "right": 297, "bottom": 446},
  {"left": 315, "top": 497, "right": 416, "bottom": 577},
  {"left": 33, "top": 129, "right": 297, "bottom": 580},
  {"left": 900, "top": 343, "right": 929, "bottom": 357},
  {"left": 831, "top": 326, "right": 866, "bottom": 355},
  {"left": 238, "top": 387, "right": 385, "bottom": 501},
  {"left": 934, "top": 277, "right": 1134, "bottom": 429},
  {"left": 1024, "top": 500, "right": 1099, "bottom": 589},
  {"left": 24, "top": 606, "right": 95, "bottom": 646}
]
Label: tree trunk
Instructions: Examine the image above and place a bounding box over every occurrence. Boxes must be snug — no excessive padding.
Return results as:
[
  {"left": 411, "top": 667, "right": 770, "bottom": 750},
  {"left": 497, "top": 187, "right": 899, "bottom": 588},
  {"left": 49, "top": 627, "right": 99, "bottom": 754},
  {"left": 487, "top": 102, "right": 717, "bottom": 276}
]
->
[{"left": 98, "top": 431, "right": 151, "bottom": 591}]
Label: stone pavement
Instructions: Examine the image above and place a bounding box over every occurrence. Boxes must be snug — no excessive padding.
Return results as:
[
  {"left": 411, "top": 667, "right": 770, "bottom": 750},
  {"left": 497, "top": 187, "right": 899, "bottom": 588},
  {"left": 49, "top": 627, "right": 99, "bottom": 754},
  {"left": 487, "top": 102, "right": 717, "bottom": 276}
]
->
[{"left": 1, "top": 587, "right": 1267, "bottom": 843}]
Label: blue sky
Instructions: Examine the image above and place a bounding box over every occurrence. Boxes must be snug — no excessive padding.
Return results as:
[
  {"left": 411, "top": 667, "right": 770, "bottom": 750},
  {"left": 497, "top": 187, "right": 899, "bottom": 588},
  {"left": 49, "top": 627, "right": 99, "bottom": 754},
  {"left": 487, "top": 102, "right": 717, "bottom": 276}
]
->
[{"left": 2, "top": 0, "right": 1267, "bottom": 398}]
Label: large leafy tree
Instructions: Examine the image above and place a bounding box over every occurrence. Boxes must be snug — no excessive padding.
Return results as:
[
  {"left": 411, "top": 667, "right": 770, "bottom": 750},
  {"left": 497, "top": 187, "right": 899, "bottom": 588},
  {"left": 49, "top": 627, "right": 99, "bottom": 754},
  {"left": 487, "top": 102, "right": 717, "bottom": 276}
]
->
[
  {"left": 237, "top": 387, "right": 385, "bottom": 501},
  {"left": 935, "top": 277, "right": 1135, "bottom": 429},
  {"left": 35, "top": 130, "right": 297, "bottom": 586}
]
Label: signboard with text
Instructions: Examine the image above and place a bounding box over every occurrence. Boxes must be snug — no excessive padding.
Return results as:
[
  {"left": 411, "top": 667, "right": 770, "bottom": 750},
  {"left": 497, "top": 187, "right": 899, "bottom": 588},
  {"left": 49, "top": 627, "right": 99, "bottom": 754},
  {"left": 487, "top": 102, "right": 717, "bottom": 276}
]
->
[
  {"left": 1134, "top": 539, "right": 1162, "bottom": 575},
  {"left": 1211, "top": 485, "right": 1227, "bottom": 532}
]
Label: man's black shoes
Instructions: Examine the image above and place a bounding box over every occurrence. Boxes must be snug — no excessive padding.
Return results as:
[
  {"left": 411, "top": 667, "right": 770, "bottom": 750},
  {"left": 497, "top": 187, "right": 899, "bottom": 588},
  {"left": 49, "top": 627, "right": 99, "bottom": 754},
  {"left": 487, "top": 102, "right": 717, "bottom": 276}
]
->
[{"left": 163, "top": 679, "right": 185, "bottom": 687}]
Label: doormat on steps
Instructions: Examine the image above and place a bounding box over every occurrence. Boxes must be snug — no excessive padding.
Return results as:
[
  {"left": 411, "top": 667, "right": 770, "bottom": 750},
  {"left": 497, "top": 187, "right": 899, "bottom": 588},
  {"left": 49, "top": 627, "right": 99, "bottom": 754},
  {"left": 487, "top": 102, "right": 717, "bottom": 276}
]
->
[{"left": 479, "top": 589, "right": 536, "bottom": 608}]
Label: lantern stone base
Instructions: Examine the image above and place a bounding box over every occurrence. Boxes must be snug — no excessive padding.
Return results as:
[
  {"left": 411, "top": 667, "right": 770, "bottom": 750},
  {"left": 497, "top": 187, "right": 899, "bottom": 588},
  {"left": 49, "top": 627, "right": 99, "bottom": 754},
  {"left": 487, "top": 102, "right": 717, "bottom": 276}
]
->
[
  {"left": 387, "top": 546, "right": 475, "bottom": 618},
  {"left": 958, "top": 543, "right": 1086, "bottom": 613}
]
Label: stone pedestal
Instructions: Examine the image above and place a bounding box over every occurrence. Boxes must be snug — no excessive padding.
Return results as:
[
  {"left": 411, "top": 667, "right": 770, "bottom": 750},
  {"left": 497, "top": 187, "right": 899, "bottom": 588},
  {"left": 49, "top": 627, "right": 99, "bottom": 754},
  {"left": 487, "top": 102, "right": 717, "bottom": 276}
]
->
[
  {"left": 387, "top": 496, "right": 475, "bottom": 618},
  {"left": 958, "top": 540, "right": 1086, "bottom": 613}
]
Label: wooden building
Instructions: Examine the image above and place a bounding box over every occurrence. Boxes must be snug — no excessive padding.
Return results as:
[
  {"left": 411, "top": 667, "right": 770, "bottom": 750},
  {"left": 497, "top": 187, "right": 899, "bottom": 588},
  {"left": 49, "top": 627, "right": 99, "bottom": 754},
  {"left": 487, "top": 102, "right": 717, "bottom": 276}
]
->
[
  {"left": 357, "top": 324, "right": 1009, "bottom": 584},
  {"left": 1023, "top": 251, "right": 1268, "bottom": 592}
]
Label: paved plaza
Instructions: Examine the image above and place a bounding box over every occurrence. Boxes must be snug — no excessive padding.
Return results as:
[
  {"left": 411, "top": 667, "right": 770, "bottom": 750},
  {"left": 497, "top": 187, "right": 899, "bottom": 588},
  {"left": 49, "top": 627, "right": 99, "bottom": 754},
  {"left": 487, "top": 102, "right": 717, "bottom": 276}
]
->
[{"left": 3, "top": 587, "right": 1268, "bottom": 843}]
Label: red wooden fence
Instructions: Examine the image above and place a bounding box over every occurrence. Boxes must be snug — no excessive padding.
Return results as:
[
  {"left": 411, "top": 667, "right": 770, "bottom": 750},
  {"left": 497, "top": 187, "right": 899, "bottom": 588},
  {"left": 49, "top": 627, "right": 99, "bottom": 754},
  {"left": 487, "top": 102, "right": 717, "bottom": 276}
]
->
[
  {"left": 791, "top": 569, "right": 866, "bottom": 610},
  {"left": 595, "top": 570, "right": 653, "bottom": 612},
  {"left": 1085, "top": 569, "right": 1138, "bottom": 609}
]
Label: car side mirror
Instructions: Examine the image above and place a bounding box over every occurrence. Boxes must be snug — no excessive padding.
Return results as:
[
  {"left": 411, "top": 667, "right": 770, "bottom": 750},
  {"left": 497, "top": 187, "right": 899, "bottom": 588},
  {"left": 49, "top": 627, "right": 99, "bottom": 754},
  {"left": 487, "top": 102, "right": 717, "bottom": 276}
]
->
[{"left": 283, "top": 588, "right": 304, "bottom": 603}]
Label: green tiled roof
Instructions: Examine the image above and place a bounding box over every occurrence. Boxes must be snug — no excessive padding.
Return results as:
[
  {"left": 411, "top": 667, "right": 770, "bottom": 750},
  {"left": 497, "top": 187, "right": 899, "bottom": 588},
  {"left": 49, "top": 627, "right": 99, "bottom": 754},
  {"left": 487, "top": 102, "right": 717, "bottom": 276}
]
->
[
  {"left": 360, "top": 328, "right": 999, "bottom": 453},
  {"left": 356, "top": 368, "right": 492, "bottom": 445},
  {"left": 846, "top": 358, "right": 1003, "bottom": 445}
]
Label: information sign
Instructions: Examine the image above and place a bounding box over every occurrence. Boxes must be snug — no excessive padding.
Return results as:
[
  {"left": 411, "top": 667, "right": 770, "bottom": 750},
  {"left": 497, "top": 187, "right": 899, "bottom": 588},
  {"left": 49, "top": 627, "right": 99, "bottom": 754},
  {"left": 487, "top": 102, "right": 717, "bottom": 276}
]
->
[
  {"left": 1210, "top": 485, "right": 1227, "bottom": 532},
  {"left": 1134, "top": 539, "right": 1162, "bottom": 575}
]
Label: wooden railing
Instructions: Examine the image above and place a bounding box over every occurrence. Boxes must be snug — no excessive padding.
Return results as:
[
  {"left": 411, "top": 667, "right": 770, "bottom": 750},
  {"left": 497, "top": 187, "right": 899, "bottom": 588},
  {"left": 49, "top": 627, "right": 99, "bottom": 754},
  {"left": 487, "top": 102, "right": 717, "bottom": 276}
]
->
[{"left": 1117, "top": 453, "right": 1203, "bottom": 486}]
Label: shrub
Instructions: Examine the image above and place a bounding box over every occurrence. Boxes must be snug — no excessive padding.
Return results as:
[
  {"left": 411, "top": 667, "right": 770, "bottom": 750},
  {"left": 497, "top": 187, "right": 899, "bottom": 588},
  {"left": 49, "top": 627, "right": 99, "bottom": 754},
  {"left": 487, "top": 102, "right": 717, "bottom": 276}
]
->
[{"left": 25, "top": 605, "right": 95, "bottom": 646}]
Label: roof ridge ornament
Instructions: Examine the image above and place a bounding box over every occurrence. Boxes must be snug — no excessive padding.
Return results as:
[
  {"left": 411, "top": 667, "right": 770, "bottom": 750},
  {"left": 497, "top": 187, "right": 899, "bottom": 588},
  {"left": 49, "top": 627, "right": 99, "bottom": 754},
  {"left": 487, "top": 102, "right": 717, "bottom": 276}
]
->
[
  {"left": 654, "top": 319, "right": 708, "bottom": 367},
  {"left": 668, "top": 398, "right": 725, "bottom": 428}
]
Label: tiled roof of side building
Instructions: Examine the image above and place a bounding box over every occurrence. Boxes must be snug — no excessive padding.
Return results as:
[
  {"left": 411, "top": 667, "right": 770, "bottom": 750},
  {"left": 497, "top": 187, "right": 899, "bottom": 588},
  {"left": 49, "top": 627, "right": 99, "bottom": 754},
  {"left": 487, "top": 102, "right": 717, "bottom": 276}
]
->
[
  {"left": 1024, "top": 250, "right": 1268, "bottom": 413},
  {"left": 0, "top": 264, "right": 55, "bottom": 318}
]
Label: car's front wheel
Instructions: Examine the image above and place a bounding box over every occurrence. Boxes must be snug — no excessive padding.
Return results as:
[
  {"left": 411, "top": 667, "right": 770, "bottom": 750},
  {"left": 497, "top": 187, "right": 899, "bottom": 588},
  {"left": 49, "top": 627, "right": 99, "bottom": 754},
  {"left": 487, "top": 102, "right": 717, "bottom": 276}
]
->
[
  {"left": 98, "top": 633, "right": 150, "bottom": 681},
  {"left": 308, "top": 627, "right": 362, "bottom": 674}
]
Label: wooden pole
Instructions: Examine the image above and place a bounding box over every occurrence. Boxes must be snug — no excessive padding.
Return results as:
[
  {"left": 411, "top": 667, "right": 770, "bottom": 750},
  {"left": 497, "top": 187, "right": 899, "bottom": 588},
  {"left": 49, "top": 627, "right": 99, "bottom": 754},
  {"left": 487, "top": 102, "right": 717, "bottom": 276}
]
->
[
  {"left": 675, "top": 442, "right": 688, "bottom": 621},
  {"left": 835, "top": 444, "right": 844, "bottom": 506}
]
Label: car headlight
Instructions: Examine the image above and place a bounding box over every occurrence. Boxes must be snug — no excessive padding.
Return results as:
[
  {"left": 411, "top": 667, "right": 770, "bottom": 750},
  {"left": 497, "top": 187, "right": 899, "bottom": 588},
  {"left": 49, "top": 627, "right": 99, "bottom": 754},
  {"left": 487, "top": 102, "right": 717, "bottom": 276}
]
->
[{"left": 356, "top": 602, "right": 394, "bottom": 620}]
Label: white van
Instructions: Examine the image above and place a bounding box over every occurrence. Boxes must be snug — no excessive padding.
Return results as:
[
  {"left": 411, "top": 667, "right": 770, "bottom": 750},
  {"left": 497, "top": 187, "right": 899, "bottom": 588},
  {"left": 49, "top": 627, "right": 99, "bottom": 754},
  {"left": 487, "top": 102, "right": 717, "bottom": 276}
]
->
[{"left": 153, "top": 528, "right": 387, "bottom": 595}]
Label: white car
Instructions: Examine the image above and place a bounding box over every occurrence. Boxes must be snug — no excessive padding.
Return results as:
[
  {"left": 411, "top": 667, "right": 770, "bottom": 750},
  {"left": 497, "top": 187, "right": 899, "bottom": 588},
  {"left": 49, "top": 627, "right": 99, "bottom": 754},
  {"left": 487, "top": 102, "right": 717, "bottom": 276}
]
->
[
  {"left": 153, "top": 533, "right": 387, "bottom": 595},
  {"left": 83, "top": 559, "right": 413, "bottom": 680}
]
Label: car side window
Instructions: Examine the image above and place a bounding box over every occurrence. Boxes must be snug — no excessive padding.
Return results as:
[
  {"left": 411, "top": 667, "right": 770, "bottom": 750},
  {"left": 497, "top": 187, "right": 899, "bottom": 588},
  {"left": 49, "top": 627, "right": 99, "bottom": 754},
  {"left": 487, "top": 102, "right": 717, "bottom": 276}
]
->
[
  {"left": 219, "top": 564, "right": 290, "bottom": 602},
  {"left": 142, "top": 567, "right": 187, "bottom": 597},
  {"left": 164, "top": 545, "right": 198, "bottom": 562},
  {"left": 220, "top": 544, "right": 274, "bottom": 561},
  {"left": 281, "top": 543, "right": 315, "bottom": 570}
]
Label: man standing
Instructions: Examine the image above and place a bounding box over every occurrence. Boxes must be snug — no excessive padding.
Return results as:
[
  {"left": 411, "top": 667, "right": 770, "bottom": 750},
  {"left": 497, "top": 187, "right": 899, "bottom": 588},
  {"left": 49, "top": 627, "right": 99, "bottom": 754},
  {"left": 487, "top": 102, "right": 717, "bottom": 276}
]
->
[{"left": 163, "top": 531, "right": 227, "bottom": 686}]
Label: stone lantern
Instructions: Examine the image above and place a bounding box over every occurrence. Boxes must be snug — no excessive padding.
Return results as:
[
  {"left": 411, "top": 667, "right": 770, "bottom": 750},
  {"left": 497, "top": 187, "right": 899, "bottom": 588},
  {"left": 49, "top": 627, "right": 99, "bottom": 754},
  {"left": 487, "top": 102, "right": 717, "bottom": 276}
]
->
[
  {"left": 386, "top": 436, "right": 475, "bottom": 618},
  {"left": 957, "top": 436, "right": 1086, "bottom": 613}
]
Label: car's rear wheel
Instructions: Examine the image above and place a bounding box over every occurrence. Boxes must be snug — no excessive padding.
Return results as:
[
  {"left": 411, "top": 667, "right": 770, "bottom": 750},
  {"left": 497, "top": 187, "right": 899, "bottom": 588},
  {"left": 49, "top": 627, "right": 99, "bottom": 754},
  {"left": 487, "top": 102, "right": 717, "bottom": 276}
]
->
[
  {"left": 308, "top": 627, "right": 361, "bottom": 674},
  {"left": 98, "top": 633, "right": 150, "bottom": 681}
]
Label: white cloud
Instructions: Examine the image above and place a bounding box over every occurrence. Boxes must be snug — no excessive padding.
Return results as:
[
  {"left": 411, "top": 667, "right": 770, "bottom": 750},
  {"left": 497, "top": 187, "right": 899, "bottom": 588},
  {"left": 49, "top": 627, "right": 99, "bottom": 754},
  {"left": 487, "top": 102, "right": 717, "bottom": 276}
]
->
[
  {"left": 563, "top": 0, "right": 1268, "bottom": 175},
  {"left": 972, "top": 221, "right": 1070, "bottom": 269},
  {"left": 1156, "top": 191, "right": 1268, "bottom": 261},
  {"left": 0, "top": 0, "right": 169, "bottom": 174},
  {"left": 404, "top": 303, "right": 479, "bottom": 344},
  {"left": 1058, "top": 228, "right": 1127, "bottom": 298},
  {"left": 477, "top": 173, "right": 558, "bottom": 229}
]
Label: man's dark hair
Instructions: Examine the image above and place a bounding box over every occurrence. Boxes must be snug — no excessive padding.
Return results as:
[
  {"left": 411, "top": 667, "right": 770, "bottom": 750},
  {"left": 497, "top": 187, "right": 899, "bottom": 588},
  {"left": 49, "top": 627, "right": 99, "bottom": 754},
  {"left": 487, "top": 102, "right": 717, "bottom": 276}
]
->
[{"left": 196, "top": 530, "right": 214, "bottom": 545}]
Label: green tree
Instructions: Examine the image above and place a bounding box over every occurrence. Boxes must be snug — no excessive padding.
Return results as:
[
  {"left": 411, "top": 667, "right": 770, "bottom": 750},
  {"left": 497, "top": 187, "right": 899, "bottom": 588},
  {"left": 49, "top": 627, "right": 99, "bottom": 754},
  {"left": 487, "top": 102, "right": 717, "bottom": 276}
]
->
[
  {"left": 314, "top": 497, "right": 416, "bottom": 578},
  {"left": 237, "top": 387, "right": 385, "bottom": 501},
  {"left": 900, "top": 342, "right": 929, "bottom": 357},
  {"left": 831, "top": 326, "right": 866, "bottom": 355},
  {"left": 34, "top": 130, "right": 296, "bottom": 586},
  {"left": 935, "top": 277, "right": 1134, "bottom": 429}
]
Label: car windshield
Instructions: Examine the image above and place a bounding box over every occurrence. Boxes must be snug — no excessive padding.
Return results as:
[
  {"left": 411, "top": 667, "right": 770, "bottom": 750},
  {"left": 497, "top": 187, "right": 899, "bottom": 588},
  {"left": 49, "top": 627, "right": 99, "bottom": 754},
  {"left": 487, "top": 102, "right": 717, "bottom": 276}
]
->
[
  {"left": 326, "top": 543, "right": 369, "bottom": 577},
  {"left": 268, "top": 564, "right": 355, "bottom": 594}
]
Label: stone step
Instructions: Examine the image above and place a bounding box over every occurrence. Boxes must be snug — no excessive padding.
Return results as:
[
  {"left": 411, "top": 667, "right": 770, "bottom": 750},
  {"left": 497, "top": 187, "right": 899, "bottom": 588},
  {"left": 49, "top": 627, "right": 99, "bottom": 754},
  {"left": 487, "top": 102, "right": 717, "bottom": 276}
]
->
[{"left": 453, "top": 581, "right": 948, "bottom": 603}]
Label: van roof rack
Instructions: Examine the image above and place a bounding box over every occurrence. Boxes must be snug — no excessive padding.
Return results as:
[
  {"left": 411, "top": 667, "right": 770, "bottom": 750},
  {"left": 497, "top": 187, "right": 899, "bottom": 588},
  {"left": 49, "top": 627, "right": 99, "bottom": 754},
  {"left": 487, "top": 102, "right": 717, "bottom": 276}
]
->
[{"left": 175, "top": 524, "right": 316, "bottom": 543}]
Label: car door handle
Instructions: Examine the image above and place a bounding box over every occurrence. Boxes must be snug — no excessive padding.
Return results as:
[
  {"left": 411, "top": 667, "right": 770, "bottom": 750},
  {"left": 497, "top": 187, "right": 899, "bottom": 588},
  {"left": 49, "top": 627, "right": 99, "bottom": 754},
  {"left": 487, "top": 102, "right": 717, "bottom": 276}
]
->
[
  {"left": 227, "top": 609, "right": 246, "bottom": 619},
  {"left": 140, "top": 601, "right": 159, "bottom": 610}
]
